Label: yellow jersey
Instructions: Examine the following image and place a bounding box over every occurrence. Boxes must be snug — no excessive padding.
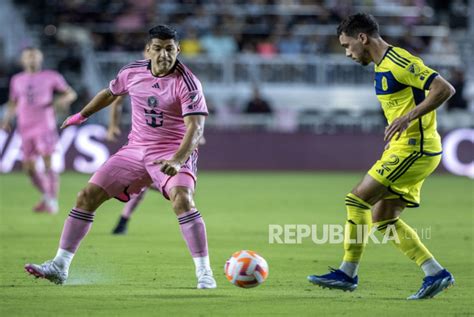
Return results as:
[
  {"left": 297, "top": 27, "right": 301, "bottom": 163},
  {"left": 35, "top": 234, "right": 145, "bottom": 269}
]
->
[{"left": 374, "top": 46, "right": 442, "bottom": 154}]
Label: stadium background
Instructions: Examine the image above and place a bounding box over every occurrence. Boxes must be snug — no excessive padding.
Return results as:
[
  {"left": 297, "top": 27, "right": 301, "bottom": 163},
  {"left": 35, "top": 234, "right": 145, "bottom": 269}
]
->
[
  {"left": 0, "top": 1, "right": 473, "bottom": 316},
  {"left": 0, "top": 0, "right": 472, "bottom": 177}
]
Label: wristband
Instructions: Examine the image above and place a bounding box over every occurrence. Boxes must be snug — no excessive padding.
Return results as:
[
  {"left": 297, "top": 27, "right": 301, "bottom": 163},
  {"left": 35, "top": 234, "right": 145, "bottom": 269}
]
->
[{"left": 66, "top": 113, "right": 88, "bottom": 126}]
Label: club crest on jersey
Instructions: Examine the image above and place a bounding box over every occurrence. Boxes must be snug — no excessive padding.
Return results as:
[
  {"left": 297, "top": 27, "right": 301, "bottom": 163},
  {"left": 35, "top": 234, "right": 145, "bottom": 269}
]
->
[
  {"left": 147, "top": 96, "right": 158, "bottom": 108},
  {"left": 408, "top": 63, "right": 420, "bottom": 75},
  {"left": 189, "top": 92, "right": 199, "bottom": 103},
  {"left": 408, "top": 64, "right": 430, "bottom": 80}
]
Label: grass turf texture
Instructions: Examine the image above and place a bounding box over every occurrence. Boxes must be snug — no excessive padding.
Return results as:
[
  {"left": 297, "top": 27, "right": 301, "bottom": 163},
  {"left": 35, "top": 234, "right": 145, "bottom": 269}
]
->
[{"left": 0, "top": 171, "right": 472, "bottom": 316}]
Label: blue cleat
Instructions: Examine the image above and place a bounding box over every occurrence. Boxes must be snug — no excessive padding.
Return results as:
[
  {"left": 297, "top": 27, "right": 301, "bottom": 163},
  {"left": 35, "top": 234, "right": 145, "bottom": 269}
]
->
[
  {"left": 307, "top": 267, "right": 358, "bottom": 292},
  {"left": 407, "top": 269, "right": 454, "bottom": 300}
]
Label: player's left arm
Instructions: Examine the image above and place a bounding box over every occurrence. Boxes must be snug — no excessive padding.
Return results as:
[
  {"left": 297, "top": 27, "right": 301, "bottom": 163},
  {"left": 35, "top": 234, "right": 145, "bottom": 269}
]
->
[
  {"left": 52, "top": 72, "right": 77, "bottom": 110},
  {"left": 384, "top": 58, "right": 456, "bottom": 142},
  {"left": 54, "top": 86, "right": 77, "bottom": 111},
  {"left": 154, "top": 114, "right": 205, "bottom": 176}
]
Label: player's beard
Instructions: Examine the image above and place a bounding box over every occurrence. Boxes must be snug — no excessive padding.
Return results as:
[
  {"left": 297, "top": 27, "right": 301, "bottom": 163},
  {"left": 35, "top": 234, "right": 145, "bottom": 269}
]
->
[
  {"left": 360, "top": 50, "right": 372, "bottom": 66},
  {"left": 25, "top": 63, "right": 41, "bottom": 72},
  {"left": 156, "top": 59, "right": 173, "bottom": 75}
]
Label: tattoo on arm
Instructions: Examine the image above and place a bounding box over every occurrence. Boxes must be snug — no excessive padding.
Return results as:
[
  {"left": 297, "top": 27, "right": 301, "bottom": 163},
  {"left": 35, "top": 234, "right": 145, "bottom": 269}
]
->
[{"left": 105, "top": 89, "right": 114, "bottom": 97}]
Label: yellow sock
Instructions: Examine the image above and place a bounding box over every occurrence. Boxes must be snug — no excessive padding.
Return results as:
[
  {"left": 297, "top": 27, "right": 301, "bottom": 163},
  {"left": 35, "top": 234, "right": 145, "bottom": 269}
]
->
[
  {"left": 375, "top": 217, "right": 433, "bottom": 266},
  {"left": 343, "top": 193, "right": 372, "bottom": 263}
]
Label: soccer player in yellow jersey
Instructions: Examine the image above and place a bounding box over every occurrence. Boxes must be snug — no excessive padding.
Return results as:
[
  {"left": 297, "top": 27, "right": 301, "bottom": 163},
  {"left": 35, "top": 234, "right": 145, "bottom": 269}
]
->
[{"left": 308, "top": 13, "right": 456, "bottom": 300}]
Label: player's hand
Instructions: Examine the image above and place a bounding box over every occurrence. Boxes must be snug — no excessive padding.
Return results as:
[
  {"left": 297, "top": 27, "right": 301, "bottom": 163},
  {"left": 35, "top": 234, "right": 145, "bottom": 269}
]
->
[
  {"left": 384, "top": 114, "right": 411, "bottom": 142},
  {"left": 1, "top": 122, "right": 11, "bottom": 133},
  {"left": 106, "top": 125, "right": 121, "bottom": 142},
  {"left": 53, "top": 97, "right": 70, "bottom": 110},
  {"left": 153, "top": 159, "right": 182, "bottom": 176},
  {"left": 60, "top": 112, "right": 88, "bottom": 129}
]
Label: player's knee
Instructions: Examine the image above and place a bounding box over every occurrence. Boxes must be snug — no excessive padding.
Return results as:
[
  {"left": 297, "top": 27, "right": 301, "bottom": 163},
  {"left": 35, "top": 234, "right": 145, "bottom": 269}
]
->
[
  {"left": 372, "top": 200, "right": 405, "bottom": 222},
  {"left": 345, "top": 192, "right": 366, "bottom": 205},
  {"left": 349, "top": 188, "right": 379, "bottom": 206},
  {"left": 42, "top": 157, "right": 52, "bottom": 171},
  {"left": 76, "top": 187, "right": 91, "bottom": 206},
  {"left": 76, "top": 184, "right": 108, "bottom": 211},
  {"left": 350, "top": 175, "right": 389, "bottom": 205},
  {"left": 171, "top": 190, "right": 194, "bottom": 214},
  {"left": 348, "top": 189, "right": 364, "bottom": 202},
  {"left": 23, "top": 161, "right": 35, "bottom": 174}
]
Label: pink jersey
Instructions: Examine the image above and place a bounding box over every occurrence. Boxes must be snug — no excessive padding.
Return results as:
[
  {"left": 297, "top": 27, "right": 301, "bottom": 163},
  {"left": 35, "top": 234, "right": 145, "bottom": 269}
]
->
[
  {"left": 9, "top": 70, "right": 69, "bottom": 137},
  {"left": 108, "top": 60, "right": 208, "bottom": 153}
]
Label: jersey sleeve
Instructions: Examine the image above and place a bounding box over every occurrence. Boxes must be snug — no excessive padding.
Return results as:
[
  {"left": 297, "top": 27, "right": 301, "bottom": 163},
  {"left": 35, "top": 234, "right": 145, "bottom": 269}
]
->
[
  {"left": 392, "top": 53, "right": 439, "bottom": 91},
  {"left": 52, "top": 71, "right": 69, "bottom": 92},
  {"left": 109, "top": 69, "right": 129, "bottom": 95},
  {"left": 177, "top": 74, "right": 208, "bottom": 117}
]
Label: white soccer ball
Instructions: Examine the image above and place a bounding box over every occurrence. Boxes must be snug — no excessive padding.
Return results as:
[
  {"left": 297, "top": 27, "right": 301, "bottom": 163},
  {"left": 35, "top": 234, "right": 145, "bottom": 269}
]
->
[{"left": 224, "top": 250, "right": 269, "bottom": 288}]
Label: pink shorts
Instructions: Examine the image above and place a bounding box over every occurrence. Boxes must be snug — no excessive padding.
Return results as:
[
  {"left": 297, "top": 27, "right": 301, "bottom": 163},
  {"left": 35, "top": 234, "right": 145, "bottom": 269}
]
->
[
  {"left": 21, "top": 132, "right": 58, "bottom": 161},
  {"left": 89, "top": 143, "right": 198, "bottom": 202}
]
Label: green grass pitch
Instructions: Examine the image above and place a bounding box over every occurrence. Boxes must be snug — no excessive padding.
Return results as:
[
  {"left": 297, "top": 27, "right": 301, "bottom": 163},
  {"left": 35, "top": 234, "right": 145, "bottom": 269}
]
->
[{"left": 0, "top": 171, "right": 472, "bottom": 316}]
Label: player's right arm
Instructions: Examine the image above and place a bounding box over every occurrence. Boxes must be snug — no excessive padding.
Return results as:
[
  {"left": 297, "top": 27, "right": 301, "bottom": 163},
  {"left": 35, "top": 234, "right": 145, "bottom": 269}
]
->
[
  {"left": 60, "top": 88, "right": 118, "bottom": 129},
  {"left": 1, "top": 99, "right": 17, "bottom": 132},
  {"left": 61, "top": 65, "right": 130, "bottom": 129}
]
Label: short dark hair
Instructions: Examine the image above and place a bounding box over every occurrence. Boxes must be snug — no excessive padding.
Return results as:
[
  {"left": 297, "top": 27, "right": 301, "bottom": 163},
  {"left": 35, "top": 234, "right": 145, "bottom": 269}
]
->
[
  {"left": 22, "top": 46, "right": 40, "bottom": 52},
  {"left": 148, "top": 25, "right": 179, "bottom": 42},
  {"left": 337, "top": 13, "right": 379, "bottom": 38}
]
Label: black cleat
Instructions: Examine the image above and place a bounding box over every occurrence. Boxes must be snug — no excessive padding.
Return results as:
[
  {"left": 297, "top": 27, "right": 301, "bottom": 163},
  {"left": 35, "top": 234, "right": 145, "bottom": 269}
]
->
[{"left": 112, "top": 216, "right": 129, "bottom": 235}]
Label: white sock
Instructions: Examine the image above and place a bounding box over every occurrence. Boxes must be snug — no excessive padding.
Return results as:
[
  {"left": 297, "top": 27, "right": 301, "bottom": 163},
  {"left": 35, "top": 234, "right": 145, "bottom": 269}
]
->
[
  {"left": 53, "top": 248, "right": 75, "bottom": 271},
  {"left": 421, "top": 258, "right": 443, "bottom": 276},
  {"left": 47, "top": 199, "right": 58, "bottom": 208},
  {"left": 339, "top": 261, "right": 359, "bottom": 278},
  {"left": 193, "top": 256, "right": 211, "bottom": 274}
]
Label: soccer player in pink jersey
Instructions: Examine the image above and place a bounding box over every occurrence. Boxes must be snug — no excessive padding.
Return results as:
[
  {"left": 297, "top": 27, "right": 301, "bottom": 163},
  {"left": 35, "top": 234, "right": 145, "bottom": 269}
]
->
[
  {"left": 106, "top": 94, "right": 207, "bottom": 235},
  {"left": 1, "top": 47, "right": 77, "bottom": 214},
  {"left": 25, "top": 25, "right": 216, "bottom": 289}
]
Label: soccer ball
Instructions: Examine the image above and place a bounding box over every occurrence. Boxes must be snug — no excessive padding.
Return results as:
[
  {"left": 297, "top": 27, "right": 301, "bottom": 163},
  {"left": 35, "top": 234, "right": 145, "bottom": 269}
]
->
[{"left": 224, "top": 250, "right": 269, "bottom": 288}]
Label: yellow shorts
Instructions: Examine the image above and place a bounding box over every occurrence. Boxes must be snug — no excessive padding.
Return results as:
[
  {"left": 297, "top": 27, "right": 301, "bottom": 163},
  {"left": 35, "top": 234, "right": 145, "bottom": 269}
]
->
[{"left": 368, "top": 145, "right": 441, "bottom": 207}]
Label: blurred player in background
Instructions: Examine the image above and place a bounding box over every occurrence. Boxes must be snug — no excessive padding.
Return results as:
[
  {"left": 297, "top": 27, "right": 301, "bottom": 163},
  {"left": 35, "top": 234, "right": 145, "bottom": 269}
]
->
[
  {"left": 1, "top": 47, "right": 77, "bottom": 214},
  {"left": 24, "top": 25, "right": 216, "bottom": 289},
  {"left": 308, "top": 13, "right": 456, "bottom": 300}
]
